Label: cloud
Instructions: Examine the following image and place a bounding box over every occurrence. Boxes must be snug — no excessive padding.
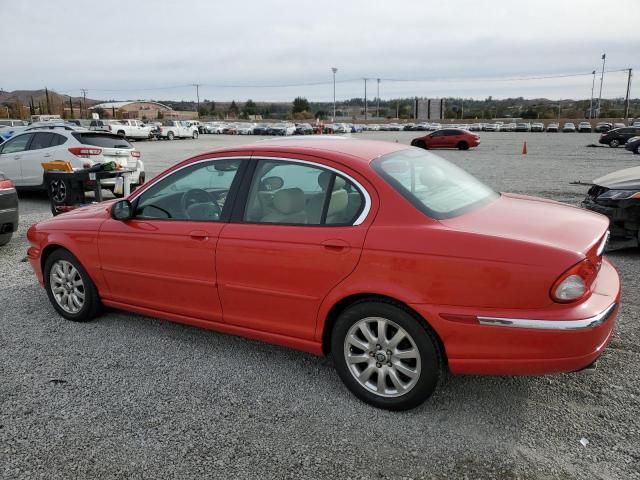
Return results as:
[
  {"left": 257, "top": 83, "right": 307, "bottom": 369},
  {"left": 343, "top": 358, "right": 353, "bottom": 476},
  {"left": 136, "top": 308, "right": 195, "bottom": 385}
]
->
[{"left": 1, "top": 0, "right": 638, "bottom": 101}]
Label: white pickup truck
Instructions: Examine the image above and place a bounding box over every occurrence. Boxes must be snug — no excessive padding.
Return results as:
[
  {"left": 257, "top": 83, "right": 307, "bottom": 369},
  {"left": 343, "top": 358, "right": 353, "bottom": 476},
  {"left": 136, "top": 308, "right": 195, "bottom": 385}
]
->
[
  {"left": 158, "top": 120, "right": 199, "bottom": 140},
  {"left": 109, "top": 120, "right": 155, "bottom": 140}
]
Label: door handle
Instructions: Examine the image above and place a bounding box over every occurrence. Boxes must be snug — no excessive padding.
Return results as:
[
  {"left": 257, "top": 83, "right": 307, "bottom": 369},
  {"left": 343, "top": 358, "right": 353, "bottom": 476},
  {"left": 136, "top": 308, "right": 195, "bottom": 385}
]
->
[
  {"left": 43, "top": 153, "right": 52, "bottom": 158},
  {"left": 322, "top": 239, "right": 350, "bottom": 251},
  {"left": 189, "top": 230, "right": 209, "bottom": 240}
]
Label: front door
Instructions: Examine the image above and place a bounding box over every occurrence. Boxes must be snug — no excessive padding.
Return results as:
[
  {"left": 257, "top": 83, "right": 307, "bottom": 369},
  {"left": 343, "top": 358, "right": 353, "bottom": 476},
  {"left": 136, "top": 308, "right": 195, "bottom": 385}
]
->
[
  {"left": 217, "top": 157, "right": 371, "bottom": 340},
  {"left": 98, "top": 157, "right": 246, "bottom": 321}
]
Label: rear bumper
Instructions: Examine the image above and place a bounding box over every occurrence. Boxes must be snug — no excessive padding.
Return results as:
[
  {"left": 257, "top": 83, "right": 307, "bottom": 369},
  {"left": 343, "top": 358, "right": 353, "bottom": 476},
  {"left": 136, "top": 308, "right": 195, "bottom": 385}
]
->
[
  {"left": 410, "top": 258, "right": 620, "bottom": 375},
  {"left": 0, "top": 190, "right": 19, "bottom": 233}
]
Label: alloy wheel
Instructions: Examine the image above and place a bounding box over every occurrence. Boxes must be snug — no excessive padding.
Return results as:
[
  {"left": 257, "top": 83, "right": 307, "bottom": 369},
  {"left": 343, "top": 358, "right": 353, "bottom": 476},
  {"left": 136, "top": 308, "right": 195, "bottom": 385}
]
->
[
  {"left": 343, "top": 316, "right": 421, "bottom": 397},
  {"left": 49, "top": 260, "right": 85, "bottom": 314}
]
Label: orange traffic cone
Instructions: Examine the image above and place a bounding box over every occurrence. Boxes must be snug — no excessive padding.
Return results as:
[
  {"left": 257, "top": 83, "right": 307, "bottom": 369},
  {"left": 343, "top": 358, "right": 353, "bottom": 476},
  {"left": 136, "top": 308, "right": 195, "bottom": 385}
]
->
[{"left": 522, "top": 141, "right": 528, "bottom": 154}]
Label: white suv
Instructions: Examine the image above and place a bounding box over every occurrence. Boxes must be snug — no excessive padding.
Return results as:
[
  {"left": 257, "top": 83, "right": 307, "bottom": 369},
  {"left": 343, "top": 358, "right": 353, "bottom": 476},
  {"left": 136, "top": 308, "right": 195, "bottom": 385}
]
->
[{"left": 0, "top": 126, "right": 145, "bottom": 191}]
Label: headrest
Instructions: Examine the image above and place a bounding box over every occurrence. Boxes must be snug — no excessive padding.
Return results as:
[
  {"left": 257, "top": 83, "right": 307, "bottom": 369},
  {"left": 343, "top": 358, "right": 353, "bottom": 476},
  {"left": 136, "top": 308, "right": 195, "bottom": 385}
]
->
[
  {"left": 318, "top": 171, "right": 347, "bottom": 191},
  {"left": 419, "top": 165, "right": 446, "bottom": 189},
  {"left": 259, "top": 176, "right": 284, "bottom": 191},
  {"left": 273, "top": 188, "right": 305, "bottom": 214}
]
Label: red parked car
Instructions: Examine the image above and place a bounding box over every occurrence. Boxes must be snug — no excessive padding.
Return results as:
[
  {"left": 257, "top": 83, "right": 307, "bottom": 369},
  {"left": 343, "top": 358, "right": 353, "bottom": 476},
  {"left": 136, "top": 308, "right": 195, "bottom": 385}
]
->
[
  {"left": 27, "top": 138, "right": 619, "bottom": 410},
  {"left": 411, "top": 128, "right": 480, "bottom": 150}
]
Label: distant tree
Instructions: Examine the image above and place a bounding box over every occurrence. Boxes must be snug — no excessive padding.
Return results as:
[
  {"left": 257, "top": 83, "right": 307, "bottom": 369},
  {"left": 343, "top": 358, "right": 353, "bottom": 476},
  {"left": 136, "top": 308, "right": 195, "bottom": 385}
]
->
[
  {"left": 242, "top": 99, "right": 257, "bottom": 117},
  {"left": 93, "top": 107, "right": 106, "bottom": 118},
  {"left": 45, "top": 88, "right": 51, "bottom": 114},
  {"left": 198, "top": 106, "right": 210, "bottom": 117},
  {"left": 315, "top": 110, "right": 328, "bottom": 120},
  {"left": 228, "top": 100, "right": 239, "bottom": 117},
  {"left": 292, "top": 97, "right": 310, "bottom": 114},
  {"left": 157, "top": 110, "right": 164, "bottom": 120}
]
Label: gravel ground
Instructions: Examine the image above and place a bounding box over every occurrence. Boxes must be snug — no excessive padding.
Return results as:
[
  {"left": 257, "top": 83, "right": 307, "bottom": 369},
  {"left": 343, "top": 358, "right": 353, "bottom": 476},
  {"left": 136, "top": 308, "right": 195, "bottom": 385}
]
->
[{"left": 1, "top": 132, "right": 639, "bottom": 479}]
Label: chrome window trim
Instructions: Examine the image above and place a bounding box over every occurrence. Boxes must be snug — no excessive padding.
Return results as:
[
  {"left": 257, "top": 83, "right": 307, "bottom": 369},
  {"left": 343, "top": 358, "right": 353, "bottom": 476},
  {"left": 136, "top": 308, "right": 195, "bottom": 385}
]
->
[
  {"left": 252, "top": 155, "right": 372, "bottom": 226},
  {"left": 477, "top": 303, "right": 616, "bottom": 331}
]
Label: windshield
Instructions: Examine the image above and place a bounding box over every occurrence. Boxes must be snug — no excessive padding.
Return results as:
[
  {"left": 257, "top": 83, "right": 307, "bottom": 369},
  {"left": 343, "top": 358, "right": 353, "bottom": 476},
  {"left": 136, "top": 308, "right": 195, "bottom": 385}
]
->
[{"left": 372, "top": 149, "right": 498, "bottom": 219}]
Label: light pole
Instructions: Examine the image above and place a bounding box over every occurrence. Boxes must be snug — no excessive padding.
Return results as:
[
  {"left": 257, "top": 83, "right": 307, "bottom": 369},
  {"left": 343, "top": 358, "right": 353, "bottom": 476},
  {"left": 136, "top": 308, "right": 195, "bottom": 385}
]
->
[
  {"left": 589, "top": 70, "right": 596, "bottom": 119},
  {"left": 597, "top": 53, "right": 606, "bottom": 118},
  {"left": 376, "top": 78, "right": 380, "bottom": 118},
  {"left": 331, "top": 67, "right": 337, "bottom": 121},
  {"left": 364, "top": 78, "right": 368, "bottom": 121}
]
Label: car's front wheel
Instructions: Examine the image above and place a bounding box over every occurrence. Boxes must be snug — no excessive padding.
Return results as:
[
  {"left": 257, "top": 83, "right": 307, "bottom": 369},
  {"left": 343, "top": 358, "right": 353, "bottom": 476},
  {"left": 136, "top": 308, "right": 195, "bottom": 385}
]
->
[
  {"left": 167, "top": 131, "right": 175, "bottom": 140},
  {"left": 634, "top": 145, "right": 640, "bottom": 154},
  {"left": 331, "top": 300, "right": 441, "bottom": 410},
  {"left": 610, "top": 139, "right": 620, "bottom": 148},
  {"left": 44, "top": 249, "right": 102, "bottom": 322},
  {"left": 192, "top": 131, "right": 199, "bottom": 139},
  {"left": 457, "top": 141, "right": 469, "bottom": 150}
]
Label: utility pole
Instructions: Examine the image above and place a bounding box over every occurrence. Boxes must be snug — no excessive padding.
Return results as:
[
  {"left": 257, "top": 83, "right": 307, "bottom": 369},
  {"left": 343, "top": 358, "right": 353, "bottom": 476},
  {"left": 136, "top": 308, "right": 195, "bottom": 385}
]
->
[
  {"left": 363, "top": 78, "right": 368, "bottom": 121},
  {"left": 624, "top": 68, "right": 633, "bottom": 121},
  {"left": 589, "top": 70, "right": 596, "bottom": 119},
  {"left": 460, "top": 100, "right": 464, "bottom": 120},
  {"left": 557, "top": 103, "right": 561, "bottom": 122},
  {"left": 81, "top": 89, "right": 88, "bottom": 119},
  {"left": 597, "top": 53, "right": 606, "bottom": 118},
  {"left": 192, "top": 84, "right": 201, "bottom": 116},
  {"left": 331, "top": 67, "right": 338, "bottom": 121},
  {"left": 376, "top": 78, "right": 380, "bottom": 118}
]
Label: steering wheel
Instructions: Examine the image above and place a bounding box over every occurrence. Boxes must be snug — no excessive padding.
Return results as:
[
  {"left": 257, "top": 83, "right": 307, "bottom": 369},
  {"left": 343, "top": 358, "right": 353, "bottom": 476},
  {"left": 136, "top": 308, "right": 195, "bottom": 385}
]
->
[{"left": 181, "top": 188, "right": 221, "bottom": 220}]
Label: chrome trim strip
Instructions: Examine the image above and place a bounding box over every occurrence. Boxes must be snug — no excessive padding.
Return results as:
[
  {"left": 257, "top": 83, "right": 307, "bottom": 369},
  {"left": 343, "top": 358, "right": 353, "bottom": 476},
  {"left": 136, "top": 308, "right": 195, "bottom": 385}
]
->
[
  {"left": 477, "top": 303, "right": 616, "bottom": 330},
  {"left": 0, "top": 207, "right": 18, "bottom": 214},
  {"left": 129, "top": 155, "right": 372, "bottom": 226},
  {"left": 597, "top": 231, "right": 610, "bottom": 256},
  {"left": 251, "top": 156, "right": 372, "bottom": 226}
]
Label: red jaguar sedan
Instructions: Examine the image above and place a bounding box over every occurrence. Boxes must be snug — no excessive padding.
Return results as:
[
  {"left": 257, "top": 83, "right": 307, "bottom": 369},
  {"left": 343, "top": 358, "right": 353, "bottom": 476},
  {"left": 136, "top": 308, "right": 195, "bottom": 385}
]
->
[
  {"left": 411, "top": 128, "right": 481, "bottom": 150},
  {"left": 27, "top": 138, "right": 619, "bottom": 410}
]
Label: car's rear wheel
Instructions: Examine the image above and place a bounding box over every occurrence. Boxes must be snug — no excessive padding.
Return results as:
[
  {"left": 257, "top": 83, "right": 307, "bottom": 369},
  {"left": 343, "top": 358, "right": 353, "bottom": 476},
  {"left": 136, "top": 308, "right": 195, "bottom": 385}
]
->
[
  {"left": 610, "top": 139, "right": 620, "bottom": 148},
  {"left": 633, "top": 145, "right": 640, "bottom": 154},
  {"left": 117, "top": 130, "right": 126, "bottom": 138},
  {"left": 167, "top": 131, "right": 174, "bottom": 140},
  {"left": 192, "top": 131, "right": 199, "bottom": 139},
  {"left": 457, "top": 141, "right": 469, "bottom": 150},
  {"left": 44, "top": 249, "right": 102, "bottom": 322},
  {"left": 0, "top": 232, "right": 12, "bottom": 246},
  {"left": 331, "top": 300, "right": 441, "bottom": 410}
]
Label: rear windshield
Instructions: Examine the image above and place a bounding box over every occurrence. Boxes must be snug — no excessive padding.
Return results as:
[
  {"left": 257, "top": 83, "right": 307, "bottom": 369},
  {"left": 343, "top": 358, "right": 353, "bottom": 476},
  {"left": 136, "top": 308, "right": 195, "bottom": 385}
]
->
[
  {"left": 372, "top": 149, "right": 498, "bottom": 219},
  {"left": 71, "top": 133, "right": 132, "bottom": 149}
]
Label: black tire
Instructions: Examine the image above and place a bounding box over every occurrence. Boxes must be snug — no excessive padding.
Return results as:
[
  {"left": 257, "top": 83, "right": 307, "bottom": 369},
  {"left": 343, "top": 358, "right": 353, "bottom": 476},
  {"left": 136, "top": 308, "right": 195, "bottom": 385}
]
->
[
  {"left": 610, "top": 139, "right": 620, "bottom": 148},
  {"left": 330, "top": 300, "right": 442, "bottom": 410},
  {"left": 192, "top": 131, "right": 199, "bottom": 139},
  {"left": 0, "top": 232, "right": 12, "bottom": 246},
  {"left": 633, "top": 145, "right": 640, "bottom": 154},
  {"left": 167, "top": 131, "right": 174, "bottom": 141},
  {"left": 117, "top": 130, "right": 126, "bottom": 138},
  {"left": 411, "top": 139, "right": 427, "bottom": 149},
  {"left": 44, "top": 249, "right": 102, "bottom": 322},
  {"left": 457, "top": 141, "right": 469, "bottom": 150}
]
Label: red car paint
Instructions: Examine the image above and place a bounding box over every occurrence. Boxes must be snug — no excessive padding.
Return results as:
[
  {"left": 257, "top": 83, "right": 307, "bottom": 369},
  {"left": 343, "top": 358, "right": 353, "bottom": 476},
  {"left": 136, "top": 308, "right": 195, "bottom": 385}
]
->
[
  {"left": 27, "top": 139, "right": 619, "bottom": 375},
  {"left": 411, "top": 128, "right": 481, "bottom": 150}
]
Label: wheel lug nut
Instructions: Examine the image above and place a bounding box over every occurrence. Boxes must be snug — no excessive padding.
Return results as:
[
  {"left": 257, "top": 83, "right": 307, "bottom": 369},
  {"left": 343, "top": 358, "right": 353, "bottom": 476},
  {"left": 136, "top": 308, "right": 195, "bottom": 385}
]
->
[
  {"left": 386, "top": 350, "right": 392, "bottom": 356},
  {"left": 369, "top": 352, "right": 374, "bottom": 357},
  {"left": 387, "top": 362, "right": 392, "bottom": 367},
  {"left": 376, "top": 362, "right": 382, "bottom": 368},
  {"left": 376, "top": 344, "right": 381, "bottom": 350}
]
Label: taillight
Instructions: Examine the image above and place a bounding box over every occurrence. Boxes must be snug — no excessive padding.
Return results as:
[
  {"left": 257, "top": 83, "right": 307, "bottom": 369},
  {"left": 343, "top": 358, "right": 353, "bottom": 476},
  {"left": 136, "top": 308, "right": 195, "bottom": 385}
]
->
[
  {"left": 68, "top": 147, "right": 102, "bottom": 158},
  {"left": 550, "top": 259, "right": 598, "bottom": 303},
  {"left": 0, "top": 178, "right": 15, "bottom": 190},
  {"left": 131, "top": 151, "right": 141, "bottom": 158},
  {"left": 107, "top": 125, "right": 112, "bottom": 131}
]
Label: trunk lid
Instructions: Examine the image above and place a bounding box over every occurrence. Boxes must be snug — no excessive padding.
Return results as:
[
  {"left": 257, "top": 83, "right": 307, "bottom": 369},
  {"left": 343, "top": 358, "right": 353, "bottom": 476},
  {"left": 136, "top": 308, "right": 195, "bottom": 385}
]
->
[{"left": 440, "top": 193, "right": 609, "bottom": 256}]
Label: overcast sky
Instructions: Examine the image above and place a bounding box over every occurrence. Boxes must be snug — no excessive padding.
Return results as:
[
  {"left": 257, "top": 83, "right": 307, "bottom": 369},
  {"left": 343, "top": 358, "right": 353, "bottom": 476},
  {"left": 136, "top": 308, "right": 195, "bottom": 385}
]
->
[{"left": 1, "top": 0, "right": 639, "bottom": 102}]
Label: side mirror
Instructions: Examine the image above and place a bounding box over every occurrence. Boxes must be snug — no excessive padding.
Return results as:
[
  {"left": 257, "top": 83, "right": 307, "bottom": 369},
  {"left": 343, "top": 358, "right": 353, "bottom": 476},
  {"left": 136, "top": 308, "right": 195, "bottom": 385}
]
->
[{"left": 112, "top": 199, "right": 133, "bottom": 220}]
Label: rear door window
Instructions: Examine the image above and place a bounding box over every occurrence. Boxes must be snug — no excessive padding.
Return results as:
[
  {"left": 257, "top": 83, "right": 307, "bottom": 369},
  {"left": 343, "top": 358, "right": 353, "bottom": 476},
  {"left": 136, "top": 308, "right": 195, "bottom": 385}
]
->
[
  {"left": 71, "top": 133, "right": 132, "bottom": 149},
  {"left": 50, "top": 133, "right": 67, "bottom": 146},
  {"left": 29, "top": 132, "right": 55, "bottom": 150}
]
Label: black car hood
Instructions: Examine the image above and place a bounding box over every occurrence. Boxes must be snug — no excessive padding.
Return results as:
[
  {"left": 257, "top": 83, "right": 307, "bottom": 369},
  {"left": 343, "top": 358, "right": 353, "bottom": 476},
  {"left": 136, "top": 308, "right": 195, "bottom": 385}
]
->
[{"left": 594, "top": 165, "right": 640, "bottom": 190}]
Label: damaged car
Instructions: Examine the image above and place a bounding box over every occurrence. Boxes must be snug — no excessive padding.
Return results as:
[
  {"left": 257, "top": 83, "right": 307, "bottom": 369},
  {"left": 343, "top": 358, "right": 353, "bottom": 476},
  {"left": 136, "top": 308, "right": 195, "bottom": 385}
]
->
[{"left": 582, "top": 165, "right": 640, "bottom": 247}]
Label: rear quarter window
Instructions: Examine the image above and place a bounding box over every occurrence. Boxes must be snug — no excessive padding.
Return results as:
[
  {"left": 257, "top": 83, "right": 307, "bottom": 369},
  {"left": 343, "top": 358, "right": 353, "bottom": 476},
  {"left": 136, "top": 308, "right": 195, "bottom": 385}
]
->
[{"left": 71, "top": 133, "right": 133, "bottom": 149}]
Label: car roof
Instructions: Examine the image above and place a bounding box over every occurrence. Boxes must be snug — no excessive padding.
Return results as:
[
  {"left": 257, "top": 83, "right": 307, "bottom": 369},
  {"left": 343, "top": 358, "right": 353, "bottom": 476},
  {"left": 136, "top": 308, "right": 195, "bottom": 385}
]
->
[{"left": 198, "top": 137, "right": 411, "bottom": 164}]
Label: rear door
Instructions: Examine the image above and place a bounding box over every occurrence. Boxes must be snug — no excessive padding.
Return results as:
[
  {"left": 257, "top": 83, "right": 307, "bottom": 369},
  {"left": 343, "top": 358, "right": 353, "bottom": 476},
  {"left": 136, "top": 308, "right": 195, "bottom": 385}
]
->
[{"left": 216, "top": 155, "right": 373, "bottom": 340}]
